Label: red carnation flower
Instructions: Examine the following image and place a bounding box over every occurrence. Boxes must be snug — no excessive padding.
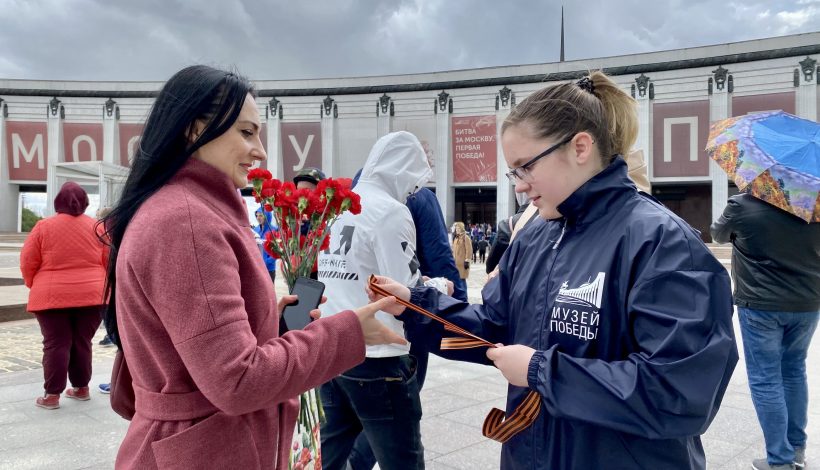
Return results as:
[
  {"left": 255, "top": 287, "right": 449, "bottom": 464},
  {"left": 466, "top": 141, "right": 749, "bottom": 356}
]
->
[
  {"left": 337, "top": 177, "right": 353, "bottom": 190},
  {"left": 348, "top": 193, "right": 362, "bottom": 215},
  {"left": 247, "top": 168, "right": 271, "bottom": 183}
]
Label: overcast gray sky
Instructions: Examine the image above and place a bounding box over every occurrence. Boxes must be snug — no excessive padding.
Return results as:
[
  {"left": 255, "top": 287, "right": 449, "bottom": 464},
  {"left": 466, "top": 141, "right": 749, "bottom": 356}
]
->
[{"left": 0, "top": 0, "right": 818, "bottom": 82}]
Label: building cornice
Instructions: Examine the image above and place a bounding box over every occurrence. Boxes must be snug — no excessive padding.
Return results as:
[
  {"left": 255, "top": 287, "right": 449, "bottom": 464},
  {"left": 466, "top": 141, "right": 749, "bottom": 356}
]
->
[{"left": 0, "top": 40, "right": 818, "bottom": 99}]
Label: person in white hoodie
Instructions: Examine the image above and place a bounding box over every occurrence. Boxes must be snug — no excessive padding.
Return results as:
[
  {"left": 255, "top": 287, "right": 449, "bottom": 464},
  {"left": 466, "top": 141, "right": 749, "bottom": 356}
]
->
[{"left": 318, "top": 131, "right": 432, "bottom": 470}]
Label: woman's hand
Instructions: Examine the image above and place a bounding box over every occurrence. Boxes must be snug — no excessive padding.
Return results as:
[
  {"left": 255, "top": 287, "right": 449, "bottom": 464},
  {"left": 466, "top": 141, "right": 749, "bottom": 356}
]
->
[
  {"left": 486, "top": 344, "right": 536, "bottom": 387},
  {"left": 354, "top": 296, "right": 408, "bottom": 346},
  {"left": 277, "top": 294, "right": 327, "bottom": 321},
  {"left": 364, "top": 275, "right": 410, "bottom": 316}
]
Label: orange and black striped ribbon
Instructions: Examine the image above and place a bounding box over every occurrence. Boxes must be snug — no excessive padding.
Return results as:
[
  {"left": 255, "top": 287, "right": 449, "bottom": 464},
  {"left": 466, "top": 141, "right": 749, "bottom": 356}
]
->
[{"left": 368, "top": 275, "right": 541, "bottom": 443}]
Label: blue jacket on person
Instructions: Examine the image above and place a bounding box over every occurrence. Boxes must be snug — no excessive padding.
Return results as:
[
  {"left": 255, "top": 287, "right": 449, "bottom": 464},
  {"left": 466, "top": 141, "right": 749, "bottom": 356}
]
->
[
  {"left": 406, "top": 188, "right": 467, "bottom": 302},
  {"left": 353, "top": 170, "right": 467, "bottom": 302},
  {"left": 252, "top": 208, "right": 277, "bottom": 272},
  {"left": 399, "top": 157, "right": 738, "bottom": 469}
]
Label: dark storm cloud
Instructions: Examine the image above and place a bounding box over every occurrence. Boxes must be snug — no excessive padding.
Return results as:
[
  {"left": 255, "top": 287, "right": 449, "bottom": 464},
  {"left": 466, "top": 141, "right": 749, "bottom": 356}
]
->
[{"left": 0, "top": 0, "right": 817, "bottom": 81}]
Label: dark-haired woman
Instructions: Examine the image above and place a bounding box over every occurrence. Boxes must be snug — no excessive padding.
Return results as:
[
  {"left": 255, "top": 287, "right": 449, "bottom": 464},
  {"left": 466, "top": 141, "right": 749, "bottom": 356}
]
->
[
  {"left": 368, "top": 71, "right": 738, "bottom": 469},
  {"left": 102, "top": 65, "right": 402, "bottom": 469},
  {"left": 21, "top": 182, "right": 107, "bottom": 410}
]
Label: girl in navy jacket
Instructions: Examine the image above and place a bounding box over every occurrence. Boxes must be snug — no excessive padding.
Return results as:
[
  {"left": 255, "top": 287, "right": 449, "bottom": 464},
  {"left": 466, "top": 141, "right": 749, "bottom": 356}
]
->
[{"left": 369, "top": 71, "right": 738, "bottom": 470}]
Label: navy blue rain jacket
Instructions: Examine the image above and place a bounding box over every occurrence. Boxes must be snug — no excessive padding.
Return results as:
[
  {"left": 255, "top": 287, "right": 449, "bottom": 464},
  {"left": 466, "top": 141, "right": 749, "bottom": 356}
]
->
[
  {"left": 407, "top": 188, "right": 468, "bottom": 302},
  {"left": 400, "top": 157, "right": 738, "bottom": 469},
  {"left": 353, "top": 170, "right": 467, "bottom": 302}
]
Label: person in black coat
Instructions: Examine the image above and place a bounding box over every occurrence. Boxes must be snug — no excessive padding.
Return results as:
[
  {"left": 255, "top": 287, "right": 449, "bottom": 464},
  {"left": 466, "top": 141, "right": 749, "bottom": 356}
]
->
[{"left": 711, "top": 192, "right": 820, "bottom": 470}]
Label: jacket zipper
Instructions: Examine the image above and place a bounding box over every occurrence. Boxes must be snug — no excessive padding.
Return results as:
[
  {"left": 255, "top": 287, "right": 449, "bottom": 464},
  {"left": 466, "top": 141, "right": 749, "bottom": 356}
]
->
[
  {"left": 552, "top": 219, "right": 567, "bottom": 250},
  {"left": 539, "top": 219, "right": 568, "bottom": 348},
  {"left": 533, "top": 219, "right": 568, "bottom": 467}
]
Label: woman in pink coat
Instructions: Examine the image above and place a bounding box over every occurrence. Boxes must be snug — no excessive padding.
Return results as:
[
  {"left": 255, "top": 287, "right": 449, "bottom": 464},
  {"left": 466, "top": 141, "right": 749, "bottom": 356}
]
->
[
  {"left": 100, "top": 66, "right": 403, "bottom": 469},
  {"left": 20, "top": 182, "right": 107, "bottom": 409}
]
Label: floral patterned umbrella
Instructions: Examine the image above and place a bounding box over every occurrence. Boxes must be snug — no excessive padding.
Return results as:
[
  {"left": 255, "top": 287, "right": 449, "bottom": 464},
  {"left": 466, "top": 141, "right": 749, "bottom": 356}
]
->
[{"left": 706, "top": 110, "right": 820, "bottom": 222}]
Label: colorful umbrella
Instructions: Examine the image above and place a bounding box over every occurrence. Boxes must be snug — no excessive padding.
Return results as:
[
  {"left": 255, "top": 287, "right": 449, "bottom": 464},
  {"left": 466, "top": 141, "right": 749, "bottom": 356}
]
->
[{"left": 706, "top": 111, "right": 820, "bottom": 223}]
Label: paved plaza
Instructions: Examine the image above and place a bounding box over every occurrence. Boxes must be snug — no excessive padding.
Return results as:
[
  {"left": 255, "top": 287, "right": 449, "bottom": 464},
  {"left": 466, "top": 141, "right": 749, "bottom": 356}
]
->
[{"left": 0, "top": 243, "right": 818, "bottom": 469}]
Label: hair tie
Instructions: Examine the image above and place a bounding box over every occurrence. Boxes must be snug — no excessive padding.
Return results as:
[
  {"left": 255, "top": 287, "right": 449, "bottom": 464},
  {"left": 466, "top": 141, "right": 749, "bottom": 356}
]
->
[{"left": 576, "top": 76, "right": 595, "bottom": 95}]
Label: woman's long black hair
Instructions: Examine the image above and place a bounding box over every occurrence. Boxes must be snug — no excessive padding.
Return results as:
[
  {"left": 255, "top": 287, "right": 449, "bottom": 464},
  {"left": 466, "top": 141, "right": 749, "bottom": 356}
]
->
[{"left": 100, "top": 65, "right": 254, "bottom": 349}]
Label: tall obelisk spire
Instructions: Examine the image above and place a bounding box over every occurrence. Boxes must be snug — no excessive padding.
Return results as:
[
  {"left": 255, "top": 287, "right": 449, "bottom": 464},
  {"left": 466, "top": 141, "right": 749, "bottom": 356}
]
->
[{"left": 560, "top": 6, "right": 565, "bottom": 62}]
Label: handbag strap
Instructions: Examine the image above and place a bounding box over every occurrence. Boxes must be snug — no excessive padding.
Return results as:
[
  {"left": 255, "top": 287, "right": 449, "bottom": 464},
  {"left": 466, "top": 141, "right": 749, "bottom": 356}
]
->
[
  {"left": 510, "top": 204, "right": 539, "bottom": 242},
  {"left": 368, "top": 276, "right": 540, "bottom": 443}
]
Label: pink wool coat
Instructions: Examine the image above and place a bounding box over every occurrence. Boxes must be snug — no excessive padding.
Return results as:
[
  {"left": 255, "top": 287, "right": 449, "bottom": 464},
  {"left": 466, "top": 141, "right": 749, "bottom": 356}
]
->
[{"left": 114, "top": 158, "right": 365, "bottom": 469}]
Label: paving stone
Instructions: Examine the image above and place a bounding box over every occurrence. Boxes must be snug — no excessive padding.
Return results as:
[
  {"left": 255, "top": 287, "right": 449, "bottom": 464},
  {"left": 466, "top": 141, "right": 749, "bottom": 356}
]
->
[
  {"left": 0, "top": 438, "right": 111, "bottom": 470},
  {"left": 421, "top": 388, "right": 481, "bottom": 417},
  {"left": 0, "top": 413, "right": 100, "bottom": 451},
  {"left": 432, "top": 376, "right": 507, "bottom": 402},
  {"left": 703, "top": 405, "right": 765, "bottom": 447},
  {"left": 701, "top": 437, "right": 753, "bottom": 468},
  {"left": 438, "top": 399, "right": 506, "bottom": 427},
  {"left": 420, "top": 416, "right": 488, "bottom": 455},
  {"left": 432, "top": 439, "right": 502, "bottom": 470}
]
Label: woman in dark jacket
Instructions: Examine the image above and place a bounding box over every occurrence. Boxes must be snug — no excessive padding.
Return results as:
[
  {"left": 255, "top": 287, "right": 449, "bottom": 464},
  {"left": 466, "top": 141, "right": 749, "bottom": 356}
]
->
[{"left": 368, "top": 71, "right": 738, "bottom": 469}]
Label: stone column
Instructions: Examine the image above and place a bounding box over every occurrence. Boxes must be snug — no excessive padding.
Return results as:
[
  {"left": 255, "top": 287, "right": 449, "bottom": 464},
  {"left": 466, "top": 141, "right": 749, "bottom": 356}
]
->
[
  {"left": 99, "top": 98, "right": 120, "bottom": 208},
  {"left": 0, "top": 99, "right": 19, "bottom": 231},
  {"left": 495, "top": 86, "right": 515, "bottom": 224},
  {"left": 266, "top": 98, "right": 283, "bottom": 180},
  {"left": 45, "top": 97, "right": 65, "bottom": 216},
  {"left": 708, "top": 66, "right": 732, "bottom": 224},
  {"left": 632, "top": 74, "right": 653, "bottom": 179},
  {"left": 376, "top": 93, "right": 393, "bottom": 138},
  {"left": 102, "top": 98, "right": 120, "bottom": 166},
  {"left": 434, "top": 91, "right": 454, "bottom": 225},
  {"left": 320, "top": 96, "right": 338, "bottom": 176},
  {"left": 796, "top": 56, "right": 818, "bottom": 121}
]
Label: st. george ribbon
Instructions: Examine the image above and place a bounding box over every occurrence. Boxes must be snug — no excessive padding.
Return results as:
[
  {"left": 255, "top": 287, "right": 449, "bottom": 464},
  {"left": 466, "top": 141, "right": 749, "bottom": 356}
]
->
[{"left": 367, "top": 275, "right": 541, "bottom": 443}]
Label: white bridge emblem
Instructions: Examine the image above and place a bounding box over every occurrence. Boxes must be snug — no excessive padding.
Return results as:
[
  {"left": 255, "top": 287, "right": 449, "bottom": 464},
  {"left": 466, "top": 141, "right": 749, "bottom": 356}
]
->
[{"left": 556, "top": 272, "right": 605, "bottom": 309}]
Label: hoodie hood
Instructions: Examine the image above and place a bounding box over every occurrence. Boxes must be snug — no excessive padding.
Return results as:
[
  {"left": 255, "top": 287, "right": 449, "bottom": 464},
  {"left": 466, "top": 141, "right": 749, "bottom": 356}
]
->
[
  {"left": 357, "top": 131, "right": 432, "bottom": 203},
  {"left": 54, "top": 181, "right": 89, "bottom": 216}
]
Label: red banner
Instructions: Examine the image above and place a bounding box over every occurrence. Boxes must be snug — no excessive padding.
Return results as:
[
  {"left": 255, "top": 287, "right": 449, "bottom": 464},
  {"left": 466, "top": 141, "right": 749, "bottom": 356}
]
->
[
  {"left": 451, "top": 115, "right": 497, "bottom": 183},
  {"left": 281, "top": 122, "right": 322, "bottom": 182},
  {"left": 118, "top": 123, "right": 144, "bottom": 167},
  {"left": 6, "top": 121, "right": 48, "bottom": 182},
  {"left": 63, "top": 123, "right": 103, "bottom": 162}
]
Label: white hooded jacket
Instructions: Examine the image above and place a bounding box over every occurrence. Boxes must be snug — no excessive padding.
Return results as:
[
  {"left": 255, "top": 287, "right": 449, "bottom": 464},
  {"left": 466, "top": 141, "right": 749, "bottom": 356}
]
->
[{"left": 319, "top": 131, "right": 433, "bottom": 357}]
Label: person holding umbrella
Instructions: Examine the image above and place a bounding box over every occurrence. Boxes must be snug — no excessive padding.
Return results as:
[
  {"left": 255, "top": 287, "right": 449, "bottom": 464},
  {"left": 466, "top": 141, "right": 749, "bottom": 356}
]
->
[{"left": 708, "top": 111, "right": 820, "bottom": 470}]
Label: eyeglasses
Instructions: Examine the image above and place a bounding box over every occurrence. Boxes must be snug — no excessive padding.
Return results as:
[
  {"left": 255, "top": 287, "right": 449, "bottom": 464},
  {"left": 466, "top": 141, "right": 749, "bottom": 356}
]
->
[{"left": 505, "top": 135, "right": 574, "bottom": 183}]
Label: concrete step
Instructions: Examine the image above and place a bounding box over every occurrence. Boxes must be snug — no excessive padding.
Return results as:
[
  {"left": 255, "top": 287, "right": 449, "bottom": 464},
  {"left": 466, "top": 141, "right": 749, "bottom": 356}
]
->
[
  {"left": 0, "top": 304, "right": 30, "bottom": 323},
  {"left": 0, "top": 232, "right": 29, "bottom": 244}
]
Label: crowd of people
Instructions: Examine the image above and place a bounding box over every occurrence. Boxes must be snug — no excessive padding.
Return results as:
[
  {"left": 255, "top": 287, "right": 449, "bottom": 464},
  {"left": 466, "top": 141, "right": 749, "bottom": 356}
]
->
[{"left": 16, "top": 64, "right": 818, "bottom": 470}]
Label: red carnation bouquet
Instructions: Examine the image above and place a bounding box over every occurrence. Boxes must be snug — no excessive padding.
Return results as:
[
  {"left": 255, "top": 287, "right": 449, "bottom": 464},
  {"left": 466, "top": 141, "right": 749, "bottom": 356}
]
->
[
  {"left": 247, "top": 168, "right": 361, "bottom": 470},
  {"left": 247, "top": 168, "right": 361, "bottom": 290}
]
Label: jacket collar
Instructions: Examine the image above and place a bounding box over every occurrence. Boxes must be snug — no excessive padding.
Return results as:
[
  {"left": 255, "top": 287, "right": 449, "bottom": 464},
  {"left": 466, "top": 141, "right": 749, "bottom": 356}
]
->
[
  {"left": 556, "top": 156, "right": 637, "bottom": 227},
  {"left": 170, "top": 158, "right": 249, "bottom": 227}
]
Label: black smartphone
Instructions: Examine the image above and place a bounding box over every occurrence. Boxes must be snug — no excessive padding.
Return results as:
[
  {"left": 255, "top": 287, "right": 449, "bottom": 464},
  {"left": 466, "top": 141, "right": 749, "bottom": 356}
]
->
[{"left": 282, "top": 277, "right": 325, "bottom": 330}]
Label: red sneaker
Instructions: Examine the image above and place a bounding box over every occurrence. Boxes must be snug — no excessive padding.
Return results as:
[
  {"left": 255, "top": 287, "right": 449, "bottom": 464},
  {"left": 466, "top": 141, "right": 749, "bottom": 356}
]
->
[
  {"left": 65, "top": 387, "right": 90, "bottom": 401},
  {"left": 35, "top": 393, "right": 60, "bottom": 410}
]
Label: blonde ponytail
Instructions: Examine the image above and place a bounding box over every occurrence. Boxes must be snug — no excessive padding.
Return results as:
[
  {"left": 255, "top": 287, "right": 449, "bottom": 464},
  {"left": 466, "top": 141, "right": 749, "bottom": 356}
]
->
[
  {"left": 503, "top": 70, "right": 639, "bottom": 165},
  {"left": 588, "top": 71, "right": 638, "bottom": 157}
]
